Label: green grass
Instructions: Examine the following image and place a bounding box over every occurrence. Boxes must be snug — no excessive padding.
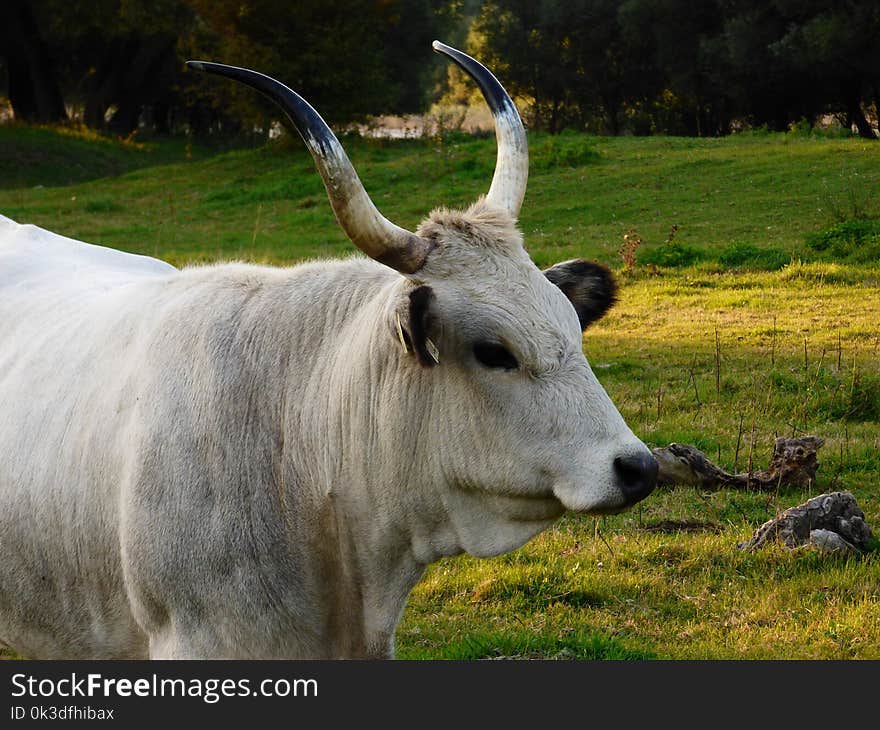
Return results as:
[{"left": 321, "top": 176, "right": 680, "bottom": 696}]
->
[
  {"left": 1, "top": 124, "right": 878, "bottom": 659},
  {"left": 0, "top": 124, "right": 218, "bottom": 190},
  {"left": 4, "top": 125, "right": 880, "bottom": 269}
]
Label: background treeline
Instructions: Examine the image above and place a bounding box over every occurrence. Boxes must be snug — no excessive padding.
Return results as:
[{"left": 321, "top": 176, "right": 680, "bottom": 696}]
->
[
  {"left": 0, "top": 0, "right": 457, "bottom": 136},
  {"left": 1, "top": 0, "right": 878, "bottom": 139},
  {"left": 471, "top": 0, "right": 880, "bottom": 138}
]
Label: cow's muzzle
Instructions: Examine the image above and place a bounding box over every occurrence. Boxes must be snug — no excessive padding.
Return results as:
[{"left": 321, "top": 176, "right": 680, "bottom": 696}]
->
[{"left": 613, "top": 451, "right": 659, "bottom": 505}]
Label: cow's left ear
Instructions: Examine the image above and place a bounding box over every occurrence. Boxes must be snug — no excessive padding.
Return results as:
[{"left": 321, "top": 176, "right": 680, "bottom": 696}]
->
[
  {"left": 543, "top": 259, "right": 617, "bottom": 330},
  {"left": 394, "top": 284, "right": 439, "bottom": 368}
]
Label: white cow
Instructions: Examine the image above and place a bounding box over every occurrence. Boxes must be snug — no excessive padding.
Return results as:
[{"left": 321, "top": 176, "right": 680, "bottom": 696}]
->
[{"left": 0, "top": 42, "right": 656, "bottom": 659}]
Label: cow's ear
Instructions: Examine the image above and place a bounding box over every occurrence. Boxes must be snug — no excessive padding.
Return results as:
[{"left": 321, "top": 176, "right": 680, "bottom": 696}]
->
[
  {"left": 543, "top": 259, "right": 617, "bottom": 330},
  {"left": 395, "top": 284, "right": 439, "bottom": 368}
]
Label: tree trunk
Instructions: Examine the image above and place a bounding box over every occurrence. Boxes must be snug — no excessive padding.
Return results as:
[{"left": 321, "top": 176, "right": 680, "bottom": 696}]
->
[
  {"left": 0, "top": 0, "right": 67, "bottom": 123},
  {"left": 548, "top": 98, "right": 560, "bottom": 135},
  {"left": 847, "top": 99, "right": 877, "bottom": 140},
  {"left": 83, "top": 38, "right": 132, "bottom": 131},
  {"left": 107, "top": 35, "right": 176, "bottom": 136},
  {"left": 845, "top": 80, "right": 877, "bottom": 139},
  {"left": 601, "top": 93, "right": 620, "bottom": 135}
]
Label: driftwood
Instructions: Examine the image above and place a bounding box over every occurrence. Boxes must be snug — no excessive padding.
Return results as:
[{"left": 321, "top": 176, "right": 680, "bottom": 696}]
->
[
  {"left": 653, "top": 436, "right": 823, "bottom": 491},
  {"left": 736, "top": 491, "right": 873, "bottom": 553}
]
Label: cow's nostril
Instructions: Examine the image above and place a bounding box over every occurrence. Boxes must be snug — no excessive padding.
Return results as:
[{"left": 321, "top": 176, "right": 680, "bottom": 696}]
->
[{"left": 613, "top": 451, "right": 658, "bottom": 504}]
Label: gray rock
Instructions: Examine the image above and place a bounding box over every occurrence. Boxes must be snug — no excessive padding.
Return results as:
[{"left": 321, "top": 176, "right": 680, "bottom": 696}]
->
[
  {"left": 737, "top": 491, "right": 873, "bottom": 552},
  {"left": 809, "top": 529, "right": 857, "bottom": 553}
]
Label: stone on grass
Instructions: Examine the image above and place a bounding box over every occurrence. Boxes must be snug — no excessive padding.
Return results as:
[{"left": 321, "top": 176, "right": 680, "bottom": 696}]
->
[
  {"left": 808, "top": 529, "right": 857, "bottom": 554},
  {"left": 736, "top": 491, "right": 873, "bottom": 553}
]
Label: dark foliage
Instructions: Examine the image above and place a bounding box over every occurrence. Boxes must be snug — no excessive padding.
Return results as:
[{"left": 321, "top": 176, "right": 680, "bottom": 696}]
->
[
  {"left": 474, "top": 0, "right": 880, "bottom": 137},
  {"left": 0, "top": 0, "right": 877, "bottom": 138},
  {"left": 0, "top": 0, "right": 455, "bottom": 137}
]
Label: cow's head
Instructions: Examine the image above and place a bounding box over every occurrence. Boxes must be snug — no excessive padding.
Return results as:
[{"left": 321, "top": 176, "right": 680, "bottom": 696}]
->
[{"left": 188, "top": 43, "right": 657, "bottom": 558}]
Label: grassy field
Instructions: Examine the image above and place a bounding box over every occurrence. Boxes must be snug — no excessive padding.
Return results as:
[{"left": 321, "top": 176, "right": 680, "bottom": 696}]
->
[{"left": 1, "top": 125, "right": 878, "bottom": 659}]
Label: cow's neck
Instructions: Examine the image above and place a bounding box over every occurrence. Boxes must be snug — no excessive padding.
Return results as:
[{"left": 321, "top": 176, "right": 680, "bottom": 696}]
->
[
  {"left": 276, "top": 269, "right": 437, "bottom": 658},
  {"left": 308, "top": 490, "right": 427, "bottom": 658}
]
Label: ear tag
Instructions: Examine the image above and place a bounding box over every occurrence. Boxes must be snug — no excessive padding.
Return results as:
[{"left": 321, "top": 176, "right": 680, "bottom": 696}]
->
[
  {"left": 395, "top": 313, "right": 409, "bottom": 354},
  {"left": 426, "top": 338, "right": 440, "bottom": 364}
]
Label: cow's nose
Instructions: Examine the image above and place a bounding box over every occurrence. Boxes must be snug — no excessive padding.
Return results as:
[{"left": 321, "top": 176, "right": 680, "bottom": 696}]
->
[{"left": 613, "top": 451, "right": 658, "bottom": 504}]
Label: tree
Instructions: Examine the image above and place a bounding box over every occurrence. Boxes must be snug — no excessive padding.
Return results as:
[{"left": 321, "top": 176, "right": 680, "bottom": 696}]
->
[
  {"left": 474, "top": 0, "right": 645, "bottom": 134},
  {"left": 38, "top": 0, "right": 196, "bottom": 135},
  {"left": 0, "top": 0, "right": 455, "bottom": 135},
  {"left": 0, "top": 0, "right": 67, "bottom": 123},
  {"left": 770, "top": 1, "right": 880, "bottom": 139},
  {"left": 186, "top": 0, "right": 451, "bottom": 130},
  {"left": 618, "top": 0, "right": 730, "bottom": 136},
  {"left": 713, "top": 0, "right": 880, "bottom": 138}
]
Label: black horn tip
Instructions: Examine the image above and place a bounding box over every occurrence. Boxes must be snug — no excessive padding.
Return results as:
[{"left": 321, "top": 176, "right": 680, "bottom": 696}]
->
[
  {"left": 185, "top": 60, "right": 261, "bottom": 85},
  {"left": 430, "top": 41, "right": 510, "bottom": 117},
  {"left": 185, "top": 60, "right": 247, "bottom": 79}
]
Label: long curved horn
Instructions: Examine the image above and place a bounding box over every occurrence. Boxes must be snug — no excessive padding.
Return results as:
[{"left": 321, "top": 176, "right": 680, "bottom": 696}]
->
[
  {"left": 432, "top": 41, "right": 528, "bottom": 218},
  {"left": 186, "top": 61, "right": 432, "bottom": 274}
]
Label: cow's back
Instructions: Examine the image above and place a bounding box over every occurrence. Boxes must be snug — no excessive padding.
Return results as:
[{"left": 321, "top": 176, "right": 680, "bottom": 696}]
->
[
  {"left": 0, "top": 214, "right": 176, "bottom": 284},
  {"left": 0, "top": 217, "right": 179, "bottom": 658}
]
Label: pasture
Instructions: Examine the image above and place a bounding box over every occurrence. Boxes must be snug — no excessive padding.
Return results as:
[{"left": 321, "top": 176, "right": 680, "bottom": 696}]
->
[{"left": 1, "top": 124, "right": 878, "bottom": 659}]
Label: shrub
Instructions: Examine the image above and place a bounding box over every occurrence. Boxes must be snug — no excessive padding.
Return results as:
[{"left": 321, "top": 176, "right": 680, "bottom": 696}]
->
[
  {"left": 641, "top": 241, "right": 702, "bottom": 268},
  {"left": 718, "top": 242, "right": 789, "bottom": 270},
  {"left": 805, "top": 219, "right": 880, "bottom": 262}
]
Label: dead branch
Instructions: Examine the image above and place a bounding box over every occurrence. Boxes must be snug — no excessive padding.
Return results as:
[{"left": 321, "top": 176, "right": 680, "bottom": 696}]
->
[{"left": 653, "top": 436, "right": 824, "bottom": 491}]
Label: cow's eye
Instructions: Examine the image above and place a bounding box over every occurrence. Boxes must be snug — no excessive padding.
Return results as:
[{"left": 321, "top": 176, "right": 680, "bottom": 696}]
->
[{"left": 473, "top": 342, "right": 519, "bottom": 371}]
